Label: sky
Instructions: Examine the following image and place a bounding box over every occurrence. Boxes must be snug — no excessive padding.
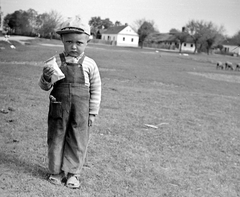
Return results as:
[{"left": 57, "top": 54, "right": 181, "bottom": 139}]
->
[{"left": 1, "top": 0, "right": 239, "bottom": 36}]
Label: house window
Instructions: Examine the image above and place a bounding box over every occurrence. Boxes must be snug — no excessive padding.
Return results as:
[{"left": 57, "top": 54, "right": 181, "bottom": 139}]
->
[
  {"left": 123, "top": 37, "right": 125, "bottom": 41},
  {"left": 131, "top": 38, "right": 134, "bottom": 42},
  {"left": 191, "top": 44, "right": 193, "bottom": 47},
  {"left": 108, "top": 36, "right": 111, "bottom": 41},
  {"left": 184, "top": 43, "right": 186, "bottom": 47}
]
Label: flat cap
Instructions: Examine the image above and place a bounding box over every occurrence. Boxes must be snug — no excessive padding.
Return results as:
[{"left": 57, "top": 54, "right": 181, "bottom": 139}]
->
[{"left": 56, "top": 16, "right": 90, "bottom": 36}]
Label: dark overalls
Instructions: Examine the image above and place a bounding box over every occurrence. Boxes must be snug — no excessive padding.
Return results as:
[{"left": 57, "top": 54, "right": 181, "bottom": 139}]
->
[{"left": 47, "top": 53, "right": 89, "bottom": 175}]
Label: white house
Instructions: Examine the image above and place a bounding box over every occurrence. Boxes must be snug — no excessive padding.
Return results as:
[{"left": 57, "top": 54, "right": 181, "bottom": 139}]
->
[
  {"left": 101, "top": 25, "right": 139, "bottom": 47},
  {"left": 222, "top": 44, "right": 240, "bottom": 56},
  {"left": 181, "top": 42, "right": 196, "bottom": 53}
]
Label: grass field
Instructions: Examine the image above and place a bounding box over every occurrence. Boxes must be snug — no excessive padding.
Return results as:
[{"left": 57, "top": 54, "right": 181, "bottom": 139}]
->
[{"left": 0, "top": 38, "right": 240, "bottom": 197}]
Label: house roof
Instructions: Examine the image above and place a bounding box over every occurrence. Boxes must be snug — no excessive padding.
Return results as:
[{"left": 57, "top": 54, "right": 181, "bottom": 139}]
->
[
  {"left": 146, "top": 33, "right": 177, "bottom": 42},
  {"left": 102, "top": 25, "right": 127, "bottom": 34},
  {"left": 147, "top": 32, "right": 195, "bottom": 43}
]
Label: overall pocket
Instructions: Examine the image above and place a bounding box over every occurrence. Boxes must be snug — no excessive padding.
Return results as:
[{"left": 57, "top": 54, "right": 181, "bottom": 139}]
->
[{"left": 49, "top": 101, "right": 63, "bottom": 119}]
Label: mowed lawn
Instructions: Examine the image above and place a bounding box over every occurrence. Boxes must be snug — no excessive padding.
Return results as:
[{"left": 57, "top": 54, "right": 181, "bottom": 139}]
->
[{"left": 0, "top": 38, "right": 240, "bottom": 197}]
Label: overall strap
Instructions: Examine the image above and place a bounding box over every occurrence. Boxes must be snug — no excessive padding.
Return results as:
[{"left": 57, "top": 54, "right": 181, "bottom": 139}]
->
[
  {"left": 77, "top": 55, "right": 86, "bottom": 84},
  {"left": 59, "top": 53, "right": 66, "bottom": 64},
  {"left": 77, "top": 55, "right": 85, "bottom": 65}
]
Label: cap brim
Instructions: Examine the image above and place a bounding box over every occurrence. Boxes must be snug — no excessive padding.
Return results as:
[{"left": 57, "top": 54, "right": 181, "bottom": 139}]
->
[{"left": 56, "top": 29, "right": 87, "bottom": 35}]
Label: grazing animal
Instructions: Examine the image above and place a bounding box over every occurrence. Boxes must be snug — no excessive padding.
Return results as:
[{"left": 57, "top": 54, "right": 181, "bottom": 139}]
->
[
  {"left": 225, "top": 61, "right": 233, "bottom": 70},
  {"left": 235, "top": 63, "right": 240, "bottom": 71},
  {"left": 216, "top": 61, "right": 224, "bottom": 69}
]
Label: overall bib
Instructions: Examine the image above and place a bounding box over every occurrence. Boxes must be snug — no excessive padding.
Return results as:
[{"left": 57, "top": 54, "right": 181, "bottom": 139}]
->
[{"left": 47, "top": 53, "right": 89, "bottom": 175}]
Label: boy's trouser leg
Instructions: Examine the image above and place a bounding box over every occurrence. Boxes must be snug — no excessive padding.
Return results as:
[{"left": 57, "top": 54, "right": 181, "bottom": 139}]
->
[
  {"left": 47, "top": 101, "right": 68, "bottom": 174},
  {"left": 62, "top": 95, "right": 90, "bottom": 174}
]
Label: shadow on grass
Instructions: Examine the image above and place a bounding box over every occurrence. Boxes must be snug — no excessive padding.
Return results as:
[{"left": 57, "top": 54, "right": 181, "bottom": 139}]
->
[{"left": 0, "top": 151, "right": 48, "bottom": 180}]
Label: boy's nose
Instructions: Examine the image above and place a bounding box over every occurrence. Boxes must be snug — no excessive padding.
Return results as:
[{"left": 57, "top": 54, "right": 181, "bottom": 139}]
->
[{"left": 71, "top": 44, "right": 77, "bottom": 49}]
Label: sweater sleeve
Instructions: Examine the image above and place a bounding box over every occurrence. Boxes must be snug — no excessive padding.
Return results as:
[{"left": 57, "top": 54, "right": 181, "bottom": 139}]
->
[
  {"left": 89, "top": 61, "right": 101, "bottom": 115},
  {"left": 38, "top": 75, "right": 53, "bottom": 91}
]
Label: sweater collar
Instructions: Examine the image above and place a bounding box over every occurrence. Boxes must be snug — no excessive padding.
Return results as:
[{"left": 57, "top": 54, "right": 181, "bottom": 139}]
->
[{"left": 64, "top": 52, "right": 84, "bottom": 63}]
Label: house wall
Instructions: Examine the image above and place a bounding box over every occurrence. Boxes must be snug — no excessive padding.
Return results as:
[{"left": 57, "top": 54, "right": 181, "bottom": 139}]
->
[
  {"left": 117, "top": 26, "right": 139, "bottom": 47},
  {"left": 102, "top": 34, "right": 139, "bottom": 47},
  {"left": 223, "top": 45, "right": 240, "bottom": 55},
  {"left": 116, "top": 35, "right": 139, "bottom": 47},
  {"left": 101, "top": 26, "right": 139, "bottom": 47},
  {"left": 102, "top": 34, "right": 117, "bottom": 42},
  {"left": 181, "top": 42, "right": 195, "bottom": 53},
  {"left": 120, "top": 26, "right": 137, "bottom": 35}
]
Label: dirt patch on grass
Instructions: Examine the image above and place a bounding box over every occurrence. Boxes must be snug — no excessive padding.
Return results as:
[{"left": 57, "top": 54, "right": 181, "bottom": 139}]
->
[{"left": 188, "top": 72, "right": 240, "bottom": 83}]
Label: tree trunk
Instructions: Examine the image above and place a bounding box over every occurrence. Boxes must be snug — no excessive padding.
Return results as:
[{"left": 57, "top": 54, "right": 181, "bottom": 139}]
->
[
  {"left": 207, "top": 47, "right": 210, "bottom": 55},
  {"left": 179, "top": 42, "right": 182, "bottom": 53},
  {"left": 194, "top": 42, "right": 198, "bottom": 54}
]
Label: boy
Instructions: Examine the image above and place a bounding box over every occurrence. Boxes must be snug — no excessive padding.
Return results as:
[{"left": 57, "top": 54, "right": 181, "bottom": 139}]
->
[{"left": 39, "top": 17, "right": 101, "bottom": 189}]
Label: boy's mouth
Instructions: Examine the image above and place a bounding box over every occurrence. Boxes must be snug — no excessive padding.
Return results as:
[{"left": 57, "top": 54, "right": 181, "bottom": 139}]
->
[{"left": 69, "top": 51, "right": 79, "bottom": 56}]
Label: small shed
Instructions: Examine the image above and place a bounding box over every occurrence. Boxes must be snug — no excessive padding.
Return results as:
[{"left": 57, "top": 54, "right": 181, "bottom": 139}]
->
[
  {"left": 101, "top": 25, "right": 139, "bottom": 47},
  {"left": 222, "top": 44, "right": 240, "bottom": 56}
]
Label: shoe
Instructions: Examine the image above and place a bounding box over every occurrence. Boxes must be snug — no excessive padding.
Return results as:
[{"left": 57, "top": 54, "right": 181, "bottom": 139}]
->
[
  {"left": 66, "top": 174, "right": 81, "bottom": 189},
  {"left": 48, "top": 172, "right": 65, "bottom": 185}
]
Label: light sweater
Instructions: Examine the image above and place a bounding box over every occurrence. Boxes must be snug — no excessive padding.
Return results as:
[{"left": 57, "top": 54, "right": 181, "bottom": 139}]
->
[{"left": 38, "top": 53, "right": 101, "bottom": 115}]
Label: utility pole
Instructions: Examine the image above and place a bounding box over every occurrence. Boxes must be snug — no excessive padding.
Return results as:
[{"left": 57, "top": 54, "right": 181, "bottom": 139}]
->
[{"left": 0, "top": 0, "right": 3, "bottom": 35}]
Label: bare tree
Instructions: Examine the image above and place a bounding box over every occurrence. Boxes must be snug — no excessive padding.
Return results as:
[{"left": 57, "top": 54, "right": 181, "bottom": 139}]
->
[
  {"left": 132, "top": 18, "right": 145, "bottom": 33},
  {"left": 186, "top": 20, "right": 225, "bottom": 54},
  {"left": 38, "top": 10, "right": 63, "bottom": 38},
  {"left": 230, "top": 30, "right": 240, "bottom": 45},
  {"left": 134, "top": 18, "right": 158, "bottom": 48},
  {"left": 26, "top": 9, "right": 39, "bottom": 35},
  {"left": 204, "top": 23, "right": 225, "bottom": 54},
  {"left": 114, "top": 21, "right": 122, "bottom": 26},
  {"left": 89, "top": 16, "right": 113, "bottom": 36}
]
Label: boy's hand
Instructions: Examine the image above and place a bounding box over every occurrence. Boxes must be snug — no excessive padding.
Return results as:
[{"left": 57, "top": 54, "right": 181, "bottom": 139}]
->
[
  {"left": 43, "top": 66, "right": 54, "bottom": 82},
  {"left": 88, "top": 114, "right": 96, "bottom": 127}
]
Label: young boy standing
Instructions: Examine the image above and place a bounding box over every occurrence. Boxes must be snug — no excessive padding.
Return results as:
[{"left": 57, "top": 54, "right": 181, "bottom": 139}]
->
[{"left": 39, "top": 17, "right": 101, "bottom": 188}]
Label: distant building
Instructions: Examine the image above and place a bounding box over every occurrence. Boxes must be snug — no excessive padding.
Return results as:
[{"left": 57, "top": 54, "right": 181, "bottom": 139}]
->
[
  {"left": 145, "top": 32, "right": 196, "bottom": 53},
  {"left": 181, "top": 42, "right": 196, "bottom": 53},
  {"left": 145, "top": 33, "right": 178, "bottom": 49},
  {"left": 101, "top": 25, "right": 139, "bottom": 47},
  {"left": 96, "top": 29, "right": 106, "bottom": 39},
  {"left": 222, "top": 44, "right": 240, "bottom": 56}
]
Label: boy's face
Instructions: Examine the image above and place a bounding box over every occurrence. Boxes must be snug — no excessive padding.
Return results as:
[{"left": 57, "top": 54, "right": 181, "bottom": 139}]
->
[{"left": 61, "top": 33, "right": 89, "bottom": 57}]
